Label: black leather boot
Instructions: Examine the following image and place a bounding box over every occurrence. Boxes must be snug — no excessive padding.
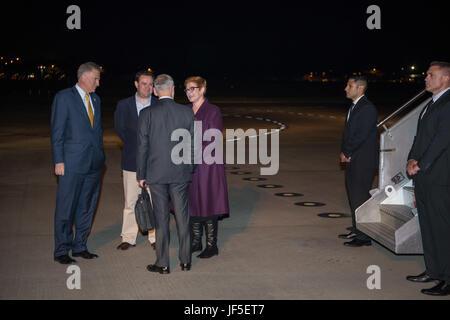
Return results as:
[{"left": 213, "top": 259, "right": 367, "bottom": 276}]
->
[
  {"left": 191, "top": 221, "right": 203, "bottom": 253},
  {"left": 198, "top": 219, "right": 219, "bottom": 258}
]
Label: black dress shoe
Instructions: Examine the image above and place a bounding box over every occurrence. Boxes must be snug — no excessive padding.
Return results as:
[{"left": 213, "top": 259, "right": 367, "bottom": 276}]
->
[
  {"left": 180, "top": 263, "right": 191, "bottom": 271},
  {"left": 116, "top": 242, "right": 136, "bottom": 250},
  {"left": 146, "top": 264, "right": 170, "bottom": 274},
  {"left": 343, "top": 238, "right": 372, "bottom": 247},
  {"left": 72, "top": 250, "right": 99, "bottom": 259},
  {"left": 421, "top": 281, "right": 450, "bottom": 296},
  {"left": 54, "top": 255, "right": 77, "bottom": 264},
  {"left": 406, "top": 271, "right": 435, "bottom": 283},
  {"left": 338, "top": 231, "right": 357, "bottom": 239}
]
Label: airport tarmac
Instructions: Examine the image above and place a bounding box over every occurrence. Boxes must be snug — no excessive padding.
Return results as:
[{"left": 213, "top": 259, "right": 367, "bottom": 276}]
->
[{"left": 0, "top": 100, "right": 447, "bottom": 300}]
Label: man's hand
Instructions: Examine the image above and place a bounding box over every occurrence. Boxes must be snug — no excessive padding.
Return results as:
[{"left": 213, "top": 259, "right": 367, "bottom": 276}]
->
[
  {"left": 55, "top": 163, "right": 65, "bottom": 176},
  {"left": 340, "top": 152, "right": 351, "bottom": 163},
  {"left": 139, "top": 180, "right": 146, "bottom": 188},
  {"left": 407, "top": 159, "right": 420, "bottom": 176}
]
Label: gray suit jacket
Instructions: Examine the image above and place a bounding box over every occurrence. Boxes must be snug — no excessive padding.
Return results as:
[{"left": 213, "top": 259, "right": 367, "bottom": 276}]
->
[{"left": 136, "top": 98, "right": 195, "bottom": 184}]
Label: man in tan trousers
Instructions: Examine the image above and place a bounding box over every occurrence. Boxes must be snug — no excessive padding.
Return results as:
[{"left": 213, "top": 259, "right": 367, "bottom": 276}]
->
[{"left": 114, "top": 70, "right": 156, "bottom": 250}]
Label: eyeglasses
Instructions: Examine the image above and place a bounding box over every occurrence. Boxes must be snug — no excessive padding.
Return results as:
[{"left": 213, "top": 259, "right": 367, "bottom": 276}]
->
[{"left": 184, "top": 87, "right": 199, "bottom": 93}]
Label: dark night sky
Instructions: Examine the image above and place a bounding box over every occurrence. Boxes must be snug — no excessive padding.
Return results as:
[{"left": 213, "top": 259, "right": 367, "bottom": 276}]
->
[{"left": 1, "top": 1, "right": 449, "bottom": 79}]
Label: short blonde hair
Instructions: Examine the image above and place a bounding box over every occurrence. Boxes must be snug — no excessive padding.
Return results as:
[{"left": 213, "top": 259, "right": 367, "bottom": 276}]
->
[{"left": 185, "top": 76, "right": 207, "bottom": 94}]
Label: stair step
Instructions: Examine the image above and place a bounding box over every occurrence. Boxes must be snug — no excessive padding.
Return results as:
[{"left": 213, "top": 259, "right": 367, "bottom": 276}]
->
[
  {"left": 358, "top": 222, "right": 396, "bottom": 249},
  {"left": 379, "top": 204, "right": 414, "bottom": 223}
]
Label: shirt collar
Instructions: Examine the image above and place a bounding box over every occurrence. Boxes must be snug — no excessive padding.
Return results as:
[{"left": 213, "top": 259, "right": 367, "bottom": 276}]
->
[
  {"left": 352, "top": 94, "right": 365, "bottom": 106},
  {"left": 75, "top": 84, "right": 86, "bottom": 97},
  {"left": 159, "top": 96, "right": 173, "bottom": 100},
  {"left": 135, "top": 93, "right": 152, "bottom": 105},
  {"left": 433, "top": 87, "right": 450, "bottom": 102}
]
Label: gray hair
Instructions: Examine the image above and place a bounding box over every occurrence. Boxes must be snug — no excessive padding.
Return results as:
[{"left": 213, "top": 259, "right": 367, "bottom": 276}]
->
[
  {"left": 154, "top": 74, "right": 174, "bottom": 93},
  {"left": 77, "top": 62, "right": 101, "bottom": 80}
]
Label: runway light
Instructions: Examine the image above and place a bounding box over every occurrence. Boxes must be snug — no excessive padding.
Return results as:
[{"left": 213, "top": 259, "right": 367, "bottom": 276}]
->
[
  {"left": 257, "top": 184, "right": 283, "bottom": 189},
  {"left": 230, "top": 171, "right": 252, "bottom": 175},
  {"left": 295, "top": 202, "right": 326, "bottom": 207},
  {"left": 317, "top": 213, "right": 349, "bottom": 218},
  {"left": 275, "top": 193, "right": 304, "bottom": 197},
  {"left": 243, "top": 177, "right": 267, "bottom": 182}
]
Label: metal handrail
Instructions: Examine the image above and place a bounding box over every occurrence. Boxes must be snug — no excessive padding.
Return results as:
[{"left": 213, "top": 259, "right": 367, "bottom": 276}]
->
[{"left": 377, "top": 89, "right": 428, "bottom": 129}]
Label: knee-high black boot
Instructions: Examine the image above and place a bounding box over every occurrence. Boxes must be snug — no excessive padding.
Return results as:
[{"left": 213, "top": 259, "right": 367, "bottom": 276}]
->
[
  {"left": 198, "top": 219, "right": 218, "bottom": 258},
  {"left": 191, "top": 221, "right": 203, "bottom": 253}
]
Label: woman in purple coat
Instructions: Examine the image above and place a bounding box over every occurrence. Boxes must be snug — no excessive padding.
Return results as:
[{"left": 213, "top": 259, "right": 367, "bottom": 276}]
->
[{"left": 184, "top": 76, "right": 229, "bottom": 258}]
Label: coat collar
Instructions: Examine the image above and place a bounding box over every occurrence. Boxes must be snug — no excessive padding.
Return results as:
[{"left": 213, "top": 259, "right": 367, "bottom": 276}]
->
[{"left": 347, "top": 96, "right": 367, "bottom": 123}]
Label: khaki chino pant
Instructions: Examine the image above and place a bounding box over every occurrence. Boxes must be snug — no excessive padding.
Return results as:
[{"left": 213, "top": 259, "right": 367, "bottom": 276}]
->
[{"left": 121, "top": 170, "right": 155, "bottom": 245}]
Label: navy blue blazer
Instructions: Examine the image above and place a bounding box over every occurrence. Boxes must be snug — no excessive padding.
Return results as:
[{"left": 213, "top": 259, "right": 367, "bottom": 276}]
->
[
  {"left": 50, "top": 86, "right": 105, "bottom": 174},
  {"left": 114, "top": 95, "right": 155, "bottom": 172},
  {"left": 408, "top": 89, "right": 450, "bottom": 186},
  {"left": 341, "top": 95, "right": 379, "bottom": 168}
]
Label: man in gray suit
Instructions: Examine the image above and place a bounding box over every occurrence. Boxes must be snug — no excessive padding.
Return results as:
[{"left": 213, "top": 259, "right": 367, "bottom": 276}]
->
[{"left": 137, "top": 74, "right": 195, "bottom": 274}]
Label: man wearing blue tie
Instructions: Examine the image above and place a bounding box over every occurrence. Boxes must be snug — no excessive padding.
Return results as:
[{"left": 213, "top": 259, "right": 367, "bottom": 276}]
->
[{"left": 51, "top": 62, "right": 105, "bottom": 264}]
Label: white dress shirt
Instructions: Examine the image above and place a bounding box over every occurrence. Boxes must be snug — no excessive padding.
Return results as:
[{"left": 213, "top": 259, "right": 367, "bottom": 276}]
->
[{"left": 75, "top": 84, "right": 95, "bottom": 116}]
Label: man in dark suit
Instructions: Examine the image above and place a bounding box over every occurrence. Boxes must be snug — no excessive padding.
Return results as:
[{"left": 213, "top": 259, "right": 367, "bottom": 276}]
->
[
  {"left": 338, "top": 75, "right": 378, "bottom": 247},
  {"left": 114, "top": 70, "right": 156, "bottom": 251},
  {"left": 51, "top": 62, "right": 105, "bottom": 264},
  {"left": 406, "top": 61, "right": 450, "bottom": 296},
  {"left": 137, "top": 74, "right": 195, "bottom": 274}
]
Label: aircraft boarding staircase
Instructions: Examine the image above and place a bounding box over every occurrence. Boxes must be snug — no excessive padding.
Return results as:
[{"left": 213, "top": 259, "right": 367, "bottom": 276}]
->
[{"left": 355, "top": 89, "right": 431, "bottom": 254}]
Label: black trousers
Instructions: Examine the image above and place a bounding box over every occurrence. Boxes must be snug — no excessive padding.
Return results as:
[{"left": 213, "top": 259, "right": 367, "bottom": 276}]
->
[
  {"left": 415, "top": 180, "right": 450, "bottom": 282},
  {"left": 150, "top": 183, "right": 191, "bottom": 268},
  {"left": 345, "top": 160, "right": 376, "bottom": 241}
]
